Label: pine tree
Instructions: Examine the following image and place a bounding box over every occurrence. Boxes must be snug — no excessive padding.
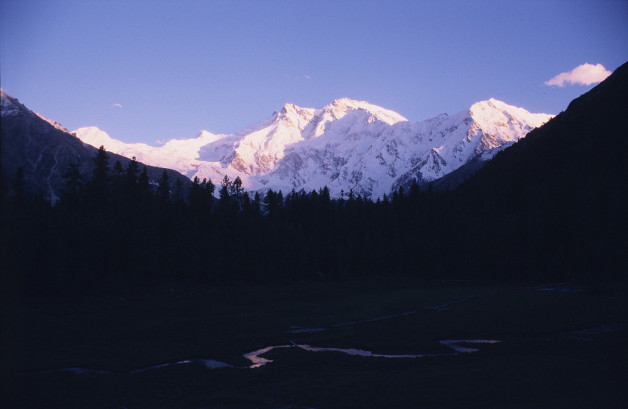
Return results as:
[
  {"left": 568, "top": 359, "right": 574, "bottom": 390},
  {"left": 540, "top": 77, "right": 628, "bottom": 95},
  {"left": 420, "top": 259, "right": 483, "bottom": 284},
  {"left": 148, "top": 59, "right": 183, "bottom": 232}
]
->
[
  {"left": 242, "top": 191, "right": 251, "bottom": 215},
  {"left": 203, "top": 178, "right": 215, "bottom": 197},
  {"left": 253, "top": 192, "right": 262, "bottom": 215},
  {"left": 125, "top": 157, "right": 140, "bottom": 189},
  {"left": 232, "top": 176, "right": 243, "bottom": 206},
  {"left": 112, "top": 160, "right": 125, "bottom": 200},
  {"left": 89, "top": 146, "right": 110, "bottom": 207},
  {"left": 138, "top": 166, "right": 150, "bottom": 191},
  {"left": 61, "top": 163, "right": 84, "bottom": 208},
  {"left": 173, "top": 178, "right": 184, "bottom": 203},
  {"left": 158, "top": 171, "right": 170, "bottom": 202},
  {"left": 189, "top": 176, "right": 203, "bottom": 209},
  {"left": 218, "top": 175, "right": 231, "bottom": 209},
  {"left": 320, "top": 186, "right": 331, "bottom": 204},
  {"left": 113, "top": 160, "right": 124, "bottom": 178}
]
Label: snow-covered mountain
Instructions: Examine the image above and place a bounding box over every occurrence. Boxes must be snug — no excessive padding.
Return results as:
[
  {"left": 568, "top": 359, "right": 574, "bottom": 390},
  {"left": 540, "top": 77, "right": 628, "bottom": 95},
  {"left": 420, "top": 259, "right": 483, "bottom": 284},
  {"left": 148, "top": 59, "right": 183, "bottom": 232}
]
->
[{"left": 75, "top": 98, "right": 552, "bottom": 198}]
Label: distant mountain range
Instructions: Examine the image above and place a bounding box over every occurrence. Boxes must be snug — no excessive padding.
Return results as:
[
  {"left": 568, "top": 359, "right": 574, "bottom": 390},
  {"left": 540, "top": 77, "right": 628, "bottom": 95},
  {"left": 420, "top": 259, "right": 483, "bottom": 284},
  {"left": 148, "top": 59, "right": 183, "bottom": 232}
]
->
[
  {"left": 0, "top": 90, "right": 190, "bottom": 202},
  {"left": 1, "top": 62, "right": 625, "bottom": 291},
  {"left": 74, "top": 98, "right": 552, "bottom": 198}
]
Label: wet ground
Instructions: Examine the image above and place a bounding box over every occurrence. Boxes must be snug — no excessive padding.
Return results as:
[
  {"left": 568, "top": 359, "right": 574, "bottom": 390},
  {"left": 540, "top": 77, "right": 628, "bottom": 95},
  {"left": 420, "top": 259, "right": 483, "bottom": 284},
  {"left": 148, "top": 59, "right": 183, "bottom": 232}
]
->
[{"left": 2, "top": 279, "right": 627, "bottom": 408}]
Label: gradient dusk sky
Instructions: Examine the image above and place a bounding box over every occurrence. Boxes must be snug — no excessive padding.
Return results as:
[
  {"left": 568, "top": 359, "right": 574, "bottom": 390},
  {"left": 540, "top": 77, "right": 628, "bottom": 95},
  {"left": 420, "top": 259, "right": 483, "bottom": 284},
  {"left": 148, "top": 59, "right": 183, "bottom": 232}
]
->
[{"left": 1, "top": 0, "right": 627, "bottom": 145}]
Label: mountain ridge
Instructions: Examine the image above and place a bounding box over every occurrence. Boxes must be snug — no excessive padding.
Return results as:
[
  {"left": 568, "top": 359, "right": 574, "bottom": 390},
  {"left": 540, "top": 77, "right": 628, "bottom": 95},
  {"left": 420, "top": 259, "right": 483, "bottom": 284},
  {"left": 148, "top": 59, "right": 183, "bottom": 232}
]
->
[
  {"left": 0, "top": 90, "right": 191, "bottom": 202},
  {"left": 74, "top": 97, "right": 552, "bottom": 198}
]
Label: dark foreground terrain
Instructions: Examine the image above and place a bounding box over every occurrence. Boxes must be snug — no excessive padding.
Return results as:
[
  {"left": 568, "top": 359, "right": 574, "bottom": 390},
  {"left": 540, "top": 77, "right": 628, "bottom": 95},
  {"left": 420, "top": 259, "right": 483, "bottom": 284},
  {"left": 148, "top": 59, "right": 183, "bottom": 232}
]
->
[{"left": 2, "top": 279, "right": 627, "bottom": 409}]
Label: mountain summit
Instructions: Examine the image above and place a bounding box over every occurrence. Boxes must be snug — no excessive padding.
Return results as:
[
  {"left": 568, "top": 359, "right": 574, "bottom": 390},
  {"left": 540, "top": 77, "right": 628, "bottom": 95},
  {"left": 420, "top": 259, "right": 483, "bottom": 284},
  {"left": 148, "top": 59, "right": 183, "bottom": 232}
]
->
[{"left": 75, "top": 98, "right": 552, "bottom": 198}]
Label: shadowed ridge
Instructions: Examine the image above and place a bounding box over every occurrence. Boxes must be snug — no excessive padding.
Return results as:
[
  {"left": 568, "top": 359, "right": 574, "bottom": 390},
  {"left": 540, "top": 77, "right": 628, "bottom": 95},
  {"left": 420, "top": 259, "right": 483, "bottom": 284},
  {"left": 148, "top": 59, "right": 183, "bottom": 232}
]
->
[
  {"left": 430, "top": 62, "right": 628, "bottom": 192},
  {"left": 474, "top": 60, "right": 628, "bottom": 184},
  {"left": 446, "top": 61, "right": 628, "bottom": 280},
  {"left": 0, "top": 90, "right": 192, "bottom": 201}
]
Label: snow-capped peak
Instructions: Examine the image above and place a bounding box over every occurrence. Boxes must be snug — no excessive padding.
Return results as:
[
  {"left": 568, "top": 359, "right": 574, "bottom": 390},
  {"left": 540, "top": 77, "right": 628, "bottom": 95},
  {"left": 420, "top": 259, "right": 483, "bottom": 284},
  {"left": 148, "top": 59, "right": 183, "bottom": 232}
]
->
[
  {"left": 272, "top": 103, "right": 316, "bottom": 130},
  {"left": 468, "top": 98, "right": 552, "bottom": 142},
  {"left": 470, "top": 98, "right": 551, "bottom": 125},
  {"left": 279, "top": 102, "right": 302, "bottom": 114},
  {"left": 74, "top": 97, "right": 553, "bottom": 198},
  {"left": 322, "top": 98, "right": 408, "bottom": 125}
]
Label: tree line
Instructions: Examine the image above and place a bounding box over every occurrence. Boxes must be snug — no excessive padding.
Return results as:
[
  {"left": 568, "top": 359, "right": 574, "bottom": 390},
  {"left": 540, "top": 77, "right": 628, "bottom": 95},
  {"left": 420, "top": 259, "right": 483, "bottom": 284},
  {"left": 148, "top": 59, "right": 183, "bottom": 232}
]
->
[{"left": 1, "top": 135, "right": 624, "bottom": 298}]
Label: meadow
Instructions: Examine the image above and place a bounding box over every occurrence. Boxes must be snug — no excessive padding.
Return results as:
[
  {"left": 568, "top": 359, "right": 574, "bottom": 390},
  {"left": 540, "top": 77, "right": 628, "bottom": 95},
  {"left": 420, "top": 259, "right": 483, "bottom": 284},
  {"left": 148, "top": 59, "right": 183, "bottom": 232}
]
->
[{"left": 3, "top": 279, "right": 626, "bottom": 408}]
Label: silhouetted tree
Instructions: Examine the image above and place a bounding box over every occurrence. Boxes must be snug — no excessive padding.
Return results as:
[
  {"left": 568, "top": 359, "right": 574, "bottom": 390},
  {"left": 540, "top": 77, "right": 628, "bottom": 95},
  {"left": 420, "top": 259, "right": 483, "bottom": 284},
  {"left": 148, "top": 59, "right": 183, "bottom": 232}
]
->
[
  {"left": 157, "top": 171, "right": 170, "bottom": 202},
  {"left": 218, "top": 175, "right": 231, "bottom": 210},
  {"left": 61, "top": 163, "right": 84, "bottom": 208},
  {"left": 138, "top": 166, "right": 150, "bottom": 193},
  {"left": 89, "top": 146, "right": 110, "bottom": 208},
  {"left": 232, "top": 176, "right": 243, "bottom": 206}
]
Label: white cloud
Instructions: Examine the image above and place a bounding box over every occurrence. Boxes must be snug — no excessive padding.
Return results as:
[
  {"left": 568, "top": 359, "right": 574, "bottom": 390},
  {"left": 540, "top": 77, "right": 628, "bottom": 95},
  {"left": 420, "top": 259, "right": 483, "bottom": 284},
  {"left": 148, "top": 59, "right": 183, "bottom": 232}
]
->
[
  {"left": 304, "top": 74, "right": 312, "bottom": 79},
  {"left": 111, "top": 103, "right": 123, "bottom": 108},
  {"left": 545, "top": 63, "right": 611, "bottom": 87}
]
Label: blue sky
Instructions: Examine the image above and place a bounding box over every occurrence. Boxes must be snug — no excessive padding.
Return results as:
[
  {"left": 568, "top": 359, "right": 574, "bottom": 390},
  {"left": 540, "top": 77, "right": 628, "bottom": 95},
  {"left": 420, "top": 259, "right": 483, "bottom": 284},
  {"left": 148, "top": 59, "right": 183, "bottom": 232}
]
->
[{"left": 2, "top": 0, "right": 627, "bottom": 145}]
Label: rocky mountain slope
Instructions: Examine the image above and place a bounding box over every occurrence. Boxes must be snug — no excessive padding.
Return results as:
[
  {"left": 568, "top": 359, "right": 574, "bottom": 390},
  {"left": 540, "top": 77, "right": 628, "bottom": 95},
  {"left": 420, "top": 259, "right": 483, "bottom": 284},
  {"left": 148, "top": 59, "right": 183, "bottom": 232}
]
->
[
  {"left": 1, "top": 90, "right": 190, "bottom": 202},
  {"left": 75, "top": 98, "right": 552, "bottom": 198}
]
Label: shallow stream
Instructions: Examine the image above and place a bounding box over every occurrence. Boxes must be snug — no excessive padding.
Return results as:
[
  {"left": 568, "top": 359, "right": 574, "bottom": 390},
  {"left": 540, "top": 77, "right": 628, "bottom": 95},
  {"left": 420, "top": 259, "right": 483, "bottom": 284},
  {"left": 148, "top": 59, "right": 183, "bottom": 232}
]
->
[{"left": 31, "top": 339, "right": 500, "bottom": 376}]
